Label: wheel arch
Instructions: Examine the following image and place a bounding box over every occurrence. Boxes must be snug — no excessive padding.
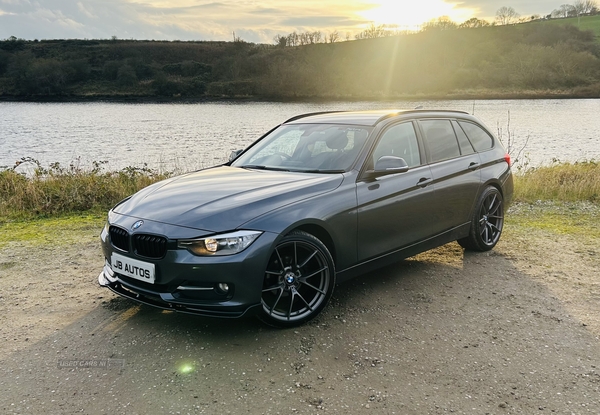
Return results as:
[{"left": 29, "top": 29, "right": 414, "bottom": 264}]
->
[
  {"left": 291, "top": 223, "right": 337, "bottom": 268},
  {"left": 482, "top": 179, "right": 505, "bottom": 203}
]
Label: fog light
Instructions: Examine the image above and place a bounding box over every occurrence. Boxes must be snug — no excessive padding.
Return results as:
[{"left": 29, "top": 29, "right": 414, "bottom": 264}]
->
[{"left": 217, "top": 283, "right": 230, "bottom": 293}]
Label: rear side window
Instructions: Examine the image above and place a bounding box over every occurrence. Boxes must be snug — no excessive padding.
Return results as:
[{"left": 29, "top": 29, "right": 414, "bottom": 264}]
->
[
  {"left": 420, "top": 119, "right": 460, "bottom": 163},
  {"left": 452, "top": 120, "right": 475, "bottom": 155},
  {"left": 458, "top": 121, "right": 494, "bottom": 152}
]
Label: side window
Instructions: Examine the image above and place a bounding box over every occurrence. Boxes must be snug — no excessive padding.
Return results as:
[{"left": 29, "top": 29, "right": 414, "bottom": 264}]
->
[
  {"left": 452, "top": 120, "right": 475, "bottom": 155},
  {"left": 458, "top": 121, "right": 494, "bottom": 152},
  {"left": 420, "top": 119, "right": 460, "bottom": 162},
  {"left": 372, "top": 122, "right": 421, "bottom": 168}
]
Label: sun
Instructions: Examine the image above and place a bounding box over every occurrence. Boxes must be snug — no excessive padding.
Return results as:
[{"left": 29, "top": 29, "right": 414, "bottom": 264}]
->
[{"left": 359, "top": 0, "right": 475, "bottom": 30}]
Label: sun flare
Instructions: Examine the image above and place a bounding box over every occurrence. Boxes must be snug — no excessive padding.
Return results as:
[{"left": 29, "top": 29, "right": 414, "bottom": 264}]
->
[{"left": 359, "top": 0, "right": 475, "bottom": 30}]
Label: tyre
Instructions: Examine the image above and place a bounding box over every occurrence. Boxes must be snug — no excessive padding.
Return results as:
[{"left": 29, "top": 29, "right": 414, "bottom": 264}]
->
[
  {"left": 458, "top": 186, "right": 504, "bottom": 252},
  {"left": 259, "top": 230, "right": 335, "bottom": 327}
]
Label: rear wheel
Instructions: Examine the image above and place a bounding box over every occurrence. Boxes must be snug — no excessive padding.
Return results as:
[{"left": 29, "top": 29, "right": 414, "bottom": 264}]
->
[
  {"left": 259, "top": 231, "right": 335, "bottom": 328},
  {"left": 458, "top": 186, "right": 504, "bottom": 251}
]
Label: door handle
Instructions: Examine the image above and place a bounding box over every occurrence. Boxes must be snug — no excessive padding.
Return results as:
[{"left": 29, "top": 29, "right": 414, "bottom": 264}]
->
[
  {"left": 468, "top": 162, "right": 480, "bottom": 171},
  {"left": 417, "top": 177, "right": 432, "bottom": 188}
]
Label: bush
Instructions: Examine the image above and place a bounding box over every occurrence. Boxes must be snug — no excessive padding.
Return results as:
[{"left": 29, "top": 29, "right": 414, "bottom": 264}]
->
[
  {"left": 103, "top": 60, "right": 121, "bottom": 81},
  {"left": 116, "top": 64, "right": 137, "bottom": 86},
  {"left": 0, "top": 159, "right": 170, "bottom": 219},
  {"left": 514, "top": 161, "right": 600, "bottom": 203},
  {"left": 153, "top": 71, "right": 181, "bottom": 96}
]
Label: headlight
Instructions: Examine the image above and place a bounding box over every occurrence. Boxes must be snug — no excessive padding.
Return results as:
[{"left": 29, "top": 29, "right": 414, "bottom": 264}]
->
[
  {"left": 177, "top": 230, "right": 262, "bottom": 256},
  {"left": 100, "top": 222, "right": 109, "bottom": 242},
  {"left": 107, "top": 209, "right": 118, "bottom": 224}
]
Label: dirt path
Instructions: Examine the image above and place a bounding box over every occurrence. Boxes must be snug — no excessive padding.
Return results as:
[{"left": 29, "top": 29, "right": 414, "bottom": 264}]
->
[{"left": 1, "top": 216, "right": 599, "bottom": 414}]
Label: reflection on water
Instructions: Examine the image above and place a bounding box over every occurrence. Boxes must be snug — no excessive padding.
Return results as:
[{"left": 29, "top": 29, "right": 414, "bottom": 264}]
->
[{"left": 1, "top": 99, "right": 599, "bottom": 172}]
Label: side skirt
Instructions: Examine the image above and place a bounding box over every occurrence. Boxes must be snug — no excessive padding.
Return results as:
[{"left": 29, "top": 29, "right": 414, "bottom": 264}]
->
[{"left": 336, "top": 223, "right": 470, "bottom": 283}]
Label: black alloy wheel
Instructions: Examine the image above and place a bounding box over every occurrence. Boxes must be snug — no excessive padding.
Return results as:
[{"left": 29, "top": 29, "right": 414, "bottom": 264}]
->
[
  {"left": 259, "top": 230, "right": 335, "bottom": 327},
  {"left": 458, "top": 186, "right": 504, "bottom": 251}
]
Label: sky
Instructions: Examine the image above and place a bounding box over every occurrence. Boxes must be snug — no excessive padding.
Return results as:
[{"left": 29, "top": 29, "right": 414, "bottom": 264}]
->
[{"left": 0, "top": 1, "right": 565, "bottom": 43}]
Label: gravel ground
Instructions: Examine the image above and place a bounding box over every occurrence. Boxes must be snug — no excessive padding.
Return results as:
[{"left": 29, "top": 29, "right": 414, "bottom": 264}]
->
[{"left": 0, "top": 216, "right": 599, "bottom": 414}]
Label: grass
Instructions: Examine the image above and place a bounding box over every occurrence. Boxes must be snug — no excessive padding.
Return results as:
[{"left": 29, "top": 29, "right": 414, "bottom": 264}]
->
[
  {"left": 512, "top": 161, "right": 600, "bottom": 203},
  {"left": 507, "top": 201, "right": 600, "bottom": 239},
  {"left": 0, "top": 213, "right": 105, "bottom": 249},
  {"left": 0, "top": 159, "right": 170, "bottom": 220},
  {"left": 529, "top": 14, "right": 600, "bottom": 39}
]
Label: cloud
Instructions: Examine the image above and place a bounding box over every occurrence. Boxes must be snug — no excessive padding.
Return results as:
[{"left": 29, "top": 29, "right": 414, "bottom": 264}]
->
[
  {"left": 281, "top": 15, "right": 362, "bottom": 28},
  {"left": 77, "top": 2, "right": 95, "bottom": 19},
  {"left": 462, "top": 0, "right": 557, "bottom": 19},
  {"left": 0, "top": 0, "right": 560, "bottom": 42}
]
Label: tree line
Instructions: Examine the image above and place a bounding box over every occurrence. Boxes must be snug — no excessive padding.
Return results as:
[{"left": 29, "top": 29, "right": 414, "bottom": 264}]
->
[{"left": 1, "top": 22, "right": 599, "bottom": 100}]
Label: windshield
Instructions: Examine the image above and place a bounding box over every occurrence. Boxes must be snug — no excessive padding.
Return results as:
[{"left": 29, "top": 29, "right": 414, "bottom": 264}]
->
[{"left": 232, "top": 123, "right": 371, "bottom": 172}]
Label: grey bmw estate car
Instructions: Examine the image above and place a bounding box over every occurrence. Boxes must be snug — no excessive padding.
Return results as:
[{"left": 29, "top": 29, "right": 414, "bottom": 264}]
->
[{"left": 99, "top": 109, "right": 513, "bottom": 327}]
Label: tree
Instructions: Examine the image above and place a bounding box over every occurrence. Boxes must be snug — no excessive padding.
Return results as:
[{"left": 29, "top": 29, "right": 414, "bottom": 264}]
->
[
  {"left": 495, "top": 6, "right": 520, "bottom": 25},
  {"left": 552, "top": 4, "right": 576, "bottom": 18},
  {"left": 572, "top": 0, "right": 598, "bottom": 23},
  {"left": 580, "top": 0, "right": 598, "bottom": 13},
  {"left": 0, "top": 35, "right": 25, "bottom": 51},
  {"left": 298, "top": 31, "right": 322, "bottom": 45},
  {"left": 573, "top": 0, "right": 587, "bottom": 23},
  {"left": 459, "top": 17, "right": 491, "bottom": 28},
  {"left": 273, "top": 35, "right": 287, "bottom": 47},
  {"left": 355, "top": 23, "right": 389, "bottom": 39},
  {"left": 422, "top": 16, "right": 458, "bottom": 31},
  {"left": 286, "top": 32, "right": 299, "bottom": 47},
  {"left": 327, "top": 31, "right": 340, "bottom": 43}
]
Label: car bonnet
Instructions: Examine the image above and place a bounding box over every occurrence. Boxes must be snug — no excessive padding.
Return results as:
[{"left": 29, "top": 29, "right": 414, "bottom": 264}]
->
[{"left": 113, "top": 166, "right": 343, "bottom": 232}]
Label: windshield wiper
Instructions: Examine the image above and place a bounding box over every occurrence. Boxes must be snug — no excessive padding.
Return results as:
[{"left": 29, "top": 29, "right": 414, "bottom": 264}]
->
[
  {"left": 241, "top": 165, "right": 290, "bottom": 172},
  {"left": 241, "top": 164, "right": 266, "bottom": 170},
  {"left": 295, "top": 169, "right": 346, "bottom": 174}
]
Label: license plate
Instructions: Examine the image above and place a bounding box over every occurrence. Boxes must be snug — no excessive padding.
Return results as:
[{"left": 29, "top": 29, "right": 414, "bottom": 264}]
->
[{"left": 111, "top": 253, "right": 155, "bottom": 284}]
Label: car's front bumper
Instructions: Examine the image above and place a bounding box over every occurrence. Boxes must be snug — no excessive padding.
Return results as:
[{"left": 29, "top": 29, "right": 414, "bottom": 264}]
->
[
  {"left": 98, "top": 265, "right": 262, "bottom": 318},
  {"left": 98, "top": 215, "right": 279, "bottom": 318}
]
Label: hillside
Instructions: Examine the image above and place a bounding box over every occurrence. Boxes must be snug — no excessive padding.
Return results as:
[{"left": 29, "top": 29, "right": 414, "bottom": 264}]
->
[
  {"left": 528, "top": 14, "right": 600, "bottom": 38},
  {"left": 1, "top": 23, "right": 600, "bottom": 101}
]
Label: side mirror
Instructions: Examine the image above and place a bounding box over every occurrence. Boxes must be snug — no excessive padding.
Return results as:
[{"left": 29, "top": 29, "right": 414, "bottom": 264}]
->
[
  {"left": 229, "top": 149, "right": 243, "bottom": 162},
  {"left": 364, "top": 156, "right": 409, "bottom": 180},
  {"left": 374, "top": 156, "right": 409, "bottom": 173}
]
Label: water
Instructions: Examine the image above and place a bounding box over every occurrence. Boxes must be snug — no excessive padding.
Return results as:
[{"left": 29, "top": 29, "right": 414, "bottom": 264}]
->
[{"left": 1, "top": 99, "right": 599, "bottom": 172}]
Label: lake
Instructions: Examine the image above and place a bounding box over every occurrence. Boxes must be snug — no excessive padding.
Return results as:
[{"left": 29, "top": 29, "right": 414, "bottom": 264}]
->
[{"left": 1, "top": 99, "right": 599, "bottom": 172}]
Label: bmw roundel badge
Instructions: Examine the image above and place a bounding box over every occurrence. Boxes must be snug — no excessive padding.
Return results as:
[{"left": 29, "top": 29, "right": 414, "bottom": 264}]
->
[{"left": 132, "top": 220, "right": 144, "bottom": 230}]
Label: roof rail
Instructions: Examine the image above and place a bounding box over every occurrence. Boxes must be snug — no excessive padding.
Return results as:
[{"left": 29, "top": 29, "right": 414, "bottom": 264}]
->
[
  {"left": 283, "top": 111, "right": 343, "bottom": 123},
  {"left": 284, "top": 109, "right": 471, "bottom": 126},
  {"left": 375, "top": 109, "right": 470, "bottom": 124}
]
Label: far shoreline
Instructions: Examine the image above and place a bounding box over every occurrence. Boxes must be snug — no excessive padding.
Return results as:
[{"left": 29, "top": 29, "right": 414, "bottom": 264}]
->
[{"left": 1, "top": 89, "right": 599, "bottom": 104}]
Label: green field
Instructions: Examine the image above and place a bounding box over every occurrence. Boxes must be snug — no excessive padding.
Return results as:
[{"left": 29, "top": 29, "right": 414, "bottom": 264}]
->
[{"left": 529, "top": 15, "right": 600, "bottom": 39}]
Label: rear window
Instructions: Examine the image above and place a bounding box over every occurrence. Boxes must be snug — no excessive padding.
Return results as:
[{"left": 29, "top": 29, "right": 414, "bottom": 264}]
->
[{"left": 458, "top": 121, "right": 494, "bottom": 152}]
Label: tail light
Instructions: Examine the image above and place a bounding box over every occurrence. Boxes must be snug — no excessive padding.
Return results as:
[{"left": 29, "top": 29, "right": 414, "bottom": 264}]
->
[{"left": 504, "top": 153, "right": 511, "bottom": 166}]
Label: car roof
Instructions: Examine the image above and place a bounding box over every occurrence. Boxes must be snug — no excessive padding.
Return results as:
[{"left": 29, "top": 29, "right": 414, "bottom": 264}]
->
[{"left": 284, "top": 109, "right": 471, "bottom": 127}]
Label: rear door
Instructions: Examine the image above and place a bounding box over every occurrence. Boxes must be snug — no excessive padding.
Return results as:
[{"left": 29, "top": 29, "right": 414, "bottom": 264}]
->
[{"left": 418, "top": 119, "right": 482, "bottom": 235}]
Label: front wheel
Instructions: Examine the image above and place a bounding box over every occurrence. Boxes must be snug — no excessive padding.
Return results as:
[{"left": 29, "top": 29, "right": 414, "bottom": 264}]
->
[
  {"left": 458, "top": 186, "right": 504, "bottom": 251},
  {"left": 259, "top": 231, "right": 335, "bottom": 328}
]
